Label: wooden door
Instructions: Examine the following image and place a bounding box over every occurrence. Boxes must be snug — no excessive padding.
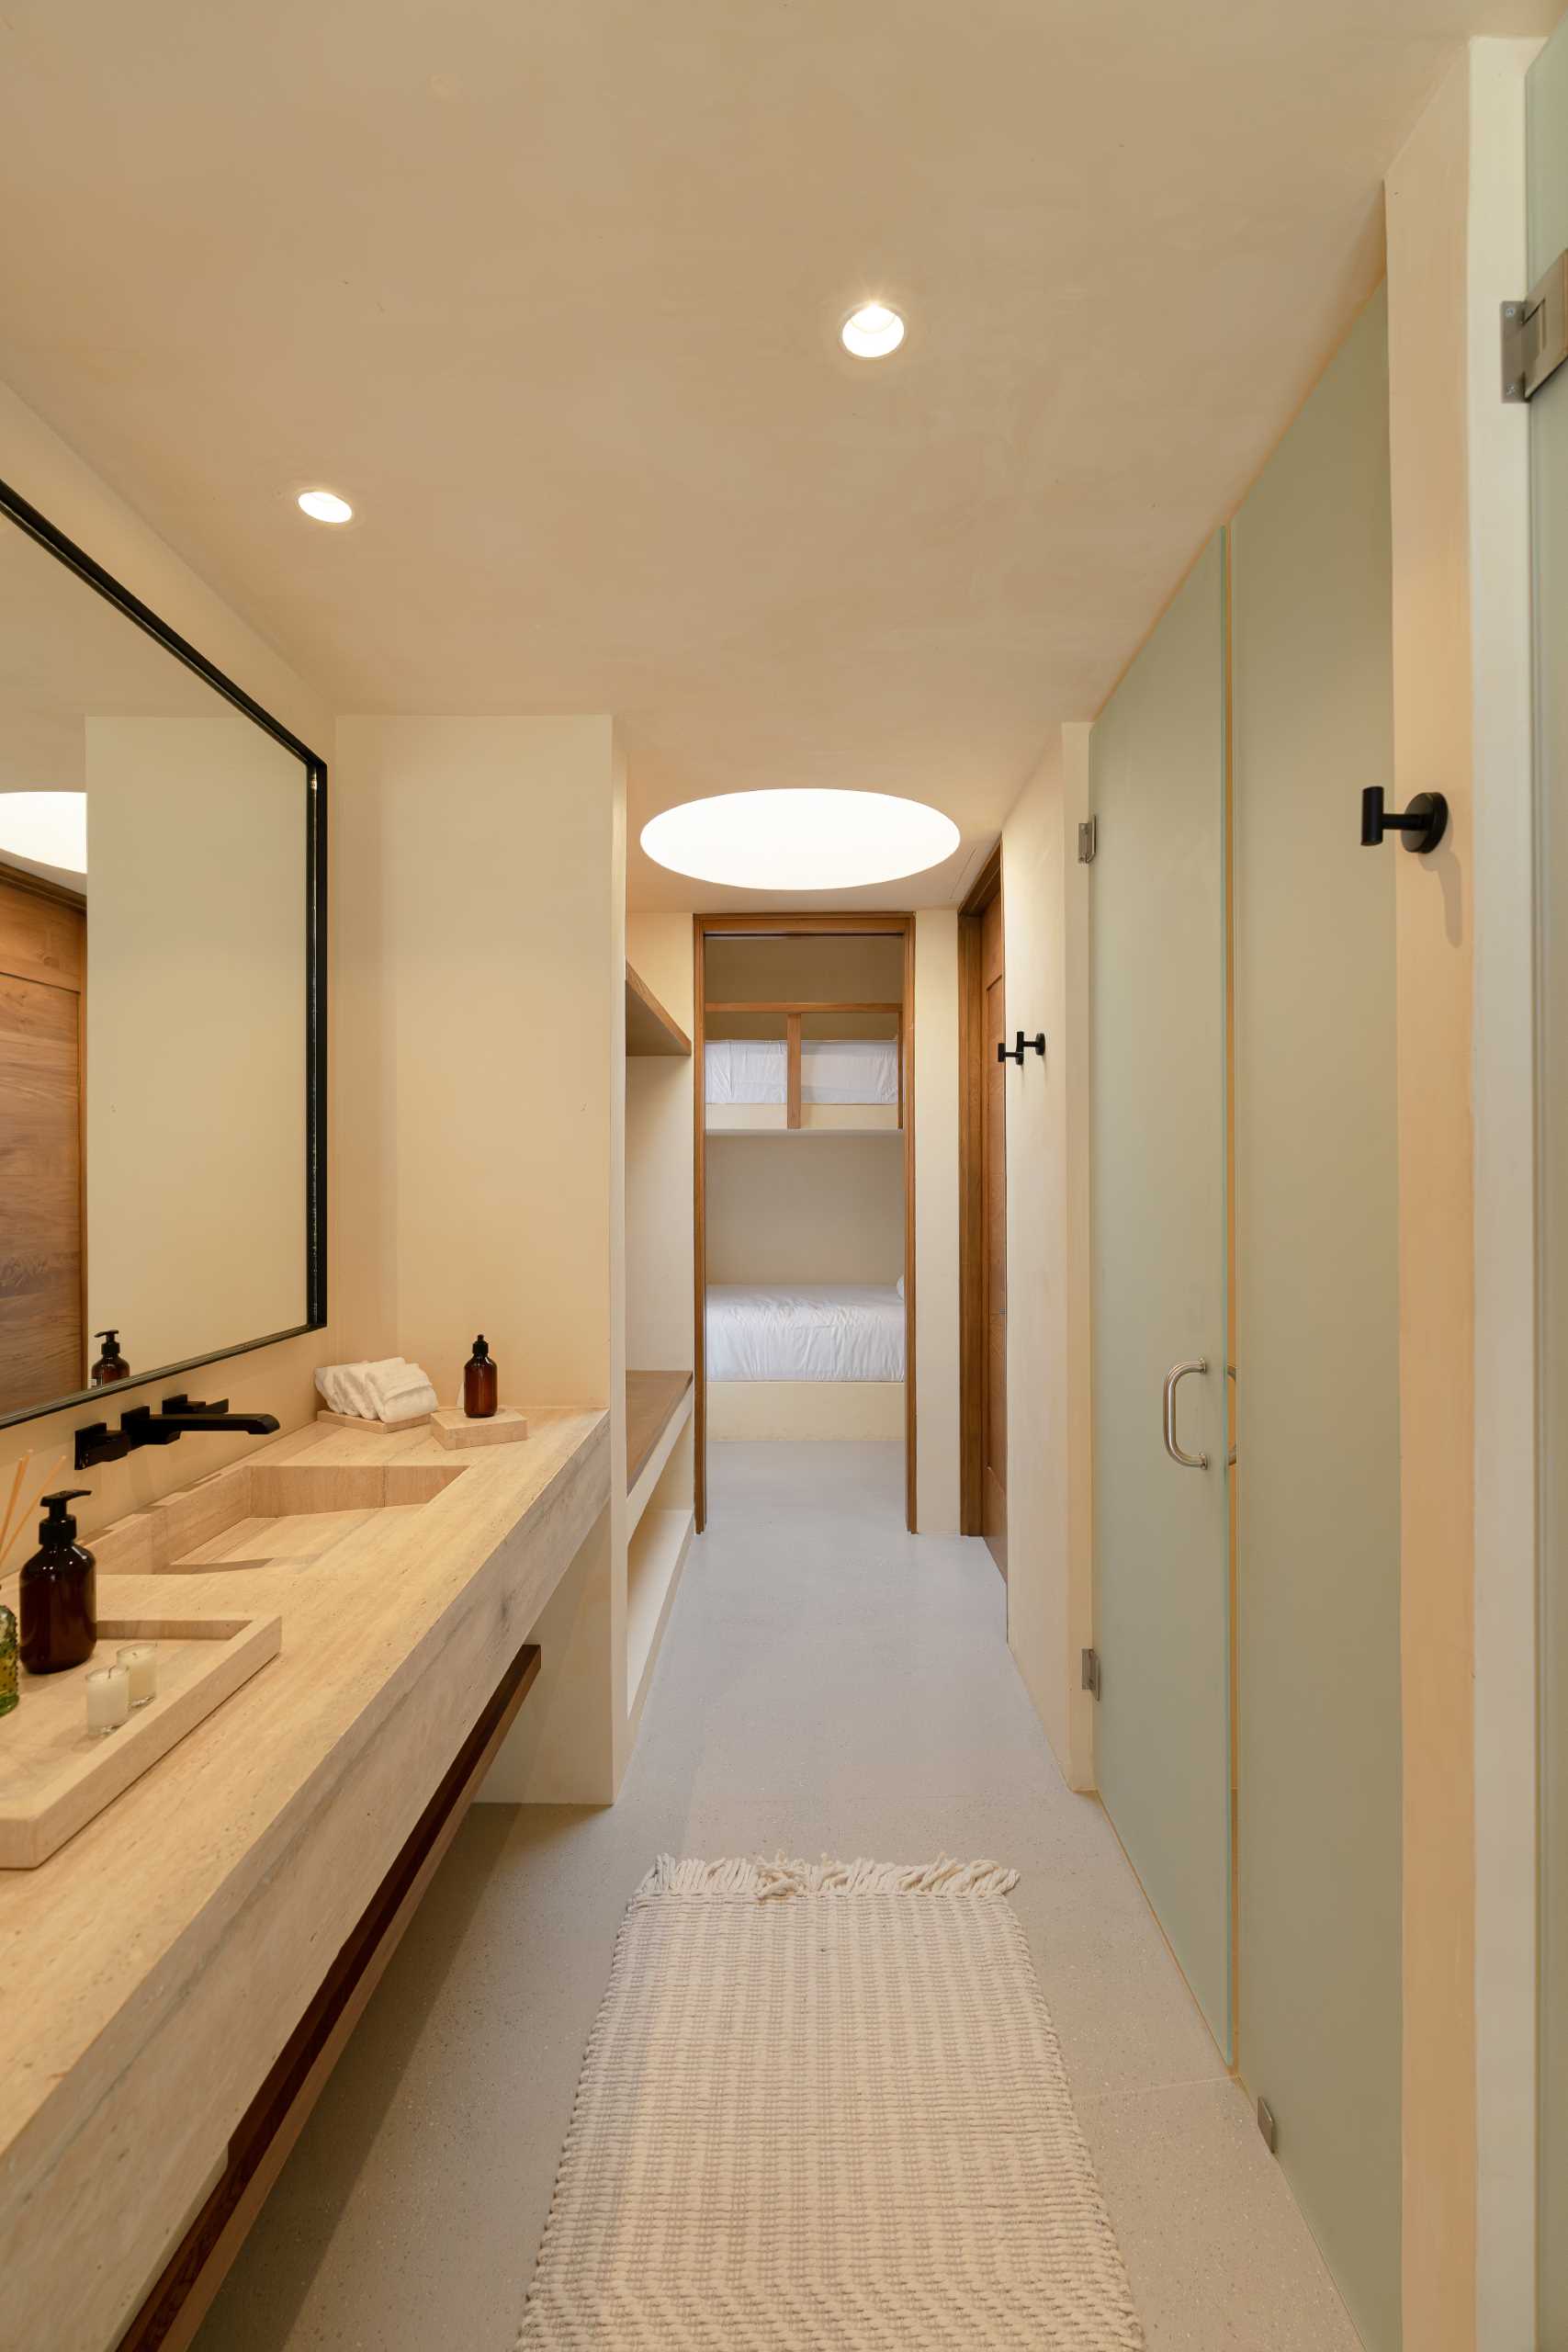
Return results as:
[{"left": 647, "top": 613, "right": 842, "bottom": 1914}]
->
[
  {"left": 982, "top": 891, "right": 1007, "bottom": 1575},
  {"left": 0, "top": 873, "right": 85, "bottom": 1416}
]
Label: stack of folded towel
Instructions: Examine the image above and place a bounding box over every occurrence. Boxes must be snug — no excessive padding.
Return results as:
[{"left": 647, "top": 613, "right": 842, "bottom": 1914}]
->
[{"left": 314, "top": 1357, "right": 439, "bottom": 1424}]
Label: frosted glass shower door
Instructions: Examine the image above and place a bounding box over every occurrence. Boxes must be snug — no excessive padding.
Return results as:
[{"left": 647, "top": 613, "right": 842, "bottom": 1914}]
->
[
  {"left": 1089, "top": 531, "right": 1233, "bottom": 2055},
  {"left": 1231, "top": 289, "right": 1401, "bottom": 2352}
]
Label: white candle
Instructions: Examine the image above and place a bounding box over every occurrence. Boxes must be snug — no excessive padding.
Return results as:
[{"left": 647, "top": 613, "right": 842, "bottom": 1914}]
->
[
  {"left": 85, "top": 1665, "right": 130, "bottom": 1736},
  {"left": 117, "top": 1643, "right": 157, "bottom": 1708}
]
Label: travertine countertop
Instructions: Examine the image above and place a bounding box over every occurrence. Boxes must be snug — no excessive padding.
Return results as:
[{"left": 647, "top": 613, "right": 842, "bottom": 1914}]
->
[{"left": 0, "top": 1405, "right": 608, "bottom": 2352}]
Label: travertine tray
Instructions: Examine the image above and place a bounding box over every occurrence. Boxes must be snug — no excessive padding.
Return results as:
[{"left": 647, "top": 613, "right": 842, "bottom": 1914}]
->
[
  {"left": 432, "top": 1407, "right": 529, "bottom": 1451},
  {"left": 315, "top": 1406, "right": 431, "bottom": 1434},
  {"left": 0, "top": 1609, "right": 281, "bottom": 1868}
]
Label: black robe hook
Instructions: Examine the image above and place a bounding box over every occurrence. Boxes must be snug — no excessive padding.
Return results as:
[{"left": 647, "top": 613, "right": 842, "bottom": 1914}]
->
[{"left": 1361, "top": 786, "right": 1448, "bottom": 855}]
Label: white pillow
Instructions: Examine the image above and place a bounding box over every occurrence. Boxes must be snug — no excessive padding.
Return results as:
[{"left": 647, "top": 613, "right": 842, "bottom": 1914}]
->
[{"left": 896, "top": 1274, "right": 905, "bottom": 1298}]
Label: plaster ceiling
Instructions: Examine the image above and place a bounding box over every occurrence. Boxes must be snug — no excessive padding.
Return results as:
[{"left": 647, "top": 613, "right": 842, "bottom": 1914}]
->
[{"left": 0, "top": 0, "right": 1553, "bottom": 910}]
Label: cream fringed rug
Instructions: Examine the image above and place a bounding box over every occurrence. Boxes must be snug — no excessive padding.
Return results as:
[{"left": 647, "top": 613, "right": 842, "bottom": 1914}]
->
[{"left": 517, "top": 1856, "right": 1143, "bottom": 2349}]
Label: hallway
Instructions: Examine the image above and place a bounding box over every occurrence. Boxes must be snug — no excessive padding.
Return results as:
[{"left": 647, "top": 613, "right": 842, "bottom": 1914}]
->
[{"left": 200, "top": 1443, "right": 1360, "bottom": 2351}]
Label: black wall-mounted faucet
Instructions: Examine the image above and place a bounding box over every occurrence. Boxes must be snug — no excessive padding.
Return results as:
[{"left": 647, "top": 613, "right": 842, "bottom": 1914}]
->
[{"left": 74, "top": 1394, "right": 281, "bottom": 1473}]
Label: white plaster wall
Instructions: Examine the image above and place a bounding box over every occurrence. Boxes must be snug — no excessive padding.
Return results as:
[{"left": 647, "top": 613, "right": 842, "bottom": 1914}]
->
[
  {"left": 705, "top": 1134, "right": 903, "bottom": 1284},
  {"left": 913, "top": 910, "right": 960, "bottom": 1534},
  {"left": 704, "top": 933, "right": 903, "bottom": 1003},
  {"left": 336, "top": 714, "right": 628, "bottom": 1802},
  {"left": 1385, "top": 42, "right": 1540, "bottom": 2342},
  {"left": 340, "top": 717, "right": 624, "bottom": 1409},
  {"left": 1000, "top": 735, "right": 1094, "bottom": 1791}
]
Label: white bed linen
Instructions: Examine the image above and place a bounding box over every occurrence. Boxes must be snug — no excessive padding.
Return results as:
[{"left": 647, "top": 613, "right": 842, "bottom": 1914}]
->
[
  {"left": 705, "top": 1038, "right": 786, "bottom": 1103},
  {"left": 705, "top": 1038, "right": 898, "bottom": 1105},
  {"left": 705, "top": 1283, "right": 906, "bottom": 1381},
  {"left": 801, "top": 1038, "right": 897, "bottom": 1103}
]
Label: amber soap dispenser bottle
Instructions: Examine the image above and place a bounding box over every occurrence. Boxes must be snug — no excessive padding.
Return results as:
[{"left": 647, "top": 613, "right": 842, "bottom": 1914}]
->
[
  {"left": 91, "top": 1329, "right": 130, "bottom": 1385},
  {"left": 462, "top": 1336, "right": 498, "bottom": 1419},
  {"left": 20, "top": 1488, "right": 97, "bottom": 1675}
]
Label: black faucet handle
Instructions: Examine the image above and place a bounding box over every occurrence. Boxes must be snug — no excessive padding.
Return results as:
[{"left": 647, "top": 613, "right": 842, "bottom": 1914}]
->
[
  {"left": 119, "top": 1404, "right": 178, "bottom": 1446},
  {"left": 159, "top": 1394, "right": 229, "bottom": 1416},
  {"left": 73, "top": 1420, "right": 131, "bottom": 1472}
]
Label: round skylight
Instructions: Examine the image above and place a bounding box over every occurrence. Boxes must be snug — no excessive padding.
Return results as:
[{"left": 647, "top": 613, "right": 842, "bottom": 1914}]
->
[
  {"left": 0, "top": 791, "right": 87, "bottom": 876},
  {"left": 640, "top": 790, "right": 958, "bottom": 891},
  {"left": 297, "top": 488, "right": 354, "bottom": 524},
  {"left": 840, "top": 302, "right": 906, "bottom": 359}
]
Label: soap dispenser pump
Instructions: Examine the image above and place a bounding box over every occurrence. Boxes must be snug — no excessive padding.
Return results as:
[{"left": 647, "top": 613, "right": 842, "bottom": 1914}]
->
[
  {"left": 91, "top": 1329, "right": 130, "bottom": 1385},
  {"left": 19, "top": 1489, "right": 97, "bottom": 1676},
  {"left": 462, "top": 1336, "right": 498, "bottom": 1420}
]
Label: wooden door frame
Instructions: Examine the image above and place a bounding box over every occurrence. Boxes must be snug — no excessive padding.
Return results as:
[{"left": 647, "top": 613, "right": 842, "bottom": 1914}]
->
[
  {"left": 958, "top": 846, "right": 1002, "bottom": 1536},
  {"left": 693, "top": 910, "right": 917, "bottom": 1533}
]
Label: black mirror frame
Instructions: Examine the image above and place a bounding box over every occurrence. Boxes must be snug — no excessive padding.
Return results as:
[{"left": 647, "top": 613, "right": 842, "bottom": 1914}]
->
[{"left": 0, "top": 472, "right": 327, "bottom": 1430}]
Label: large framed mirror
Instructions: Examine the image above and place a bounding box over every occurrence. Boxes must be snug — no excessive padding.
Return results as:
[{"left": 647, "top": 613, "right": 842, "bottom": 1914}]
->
[{"left": 0, "top": 477, "right": 325, "bottom": 1428}]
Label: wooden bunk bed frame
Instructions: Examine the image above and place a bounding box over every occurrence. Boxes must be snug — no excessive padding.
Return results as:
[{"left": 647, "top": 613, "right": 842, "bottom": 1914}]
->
[{"left": 693, "top": 912, "right": 916, "bottom": 1534}]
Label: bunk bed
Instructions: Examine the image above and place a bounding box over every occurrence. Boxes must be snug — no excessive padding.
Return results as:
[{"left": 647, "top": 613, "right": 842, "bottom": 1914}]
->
[
  {"left": 709, "top": 1015, "right": 911, "bottom": 1439},
  {"left": 705, "top": 1281, "right": 906, "bottom": 1383},
  {"left": 703, "top": 1004, "right": 903, "bottom": 1134},
  {"left": 705, "top": 1036, "right": 899, "bottom": 1109},
  {"left": 701, "top": 969, "right": 908, "bottom": 1444}
]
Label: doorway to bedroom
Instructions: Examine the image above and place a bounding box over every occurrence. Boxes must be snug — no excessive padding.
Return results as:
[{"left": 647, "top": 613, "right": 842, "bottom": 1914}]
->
[{"left": 694, "top": 914, "right": 915, "bottom": 1532}]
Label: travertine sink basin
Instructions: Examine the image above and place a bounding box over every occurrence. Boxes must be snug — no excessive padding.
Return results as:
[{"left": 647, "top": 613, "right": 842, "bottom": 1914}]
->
[{"left": 94, "top": 1457, "right": 468, "bottom": 1576}]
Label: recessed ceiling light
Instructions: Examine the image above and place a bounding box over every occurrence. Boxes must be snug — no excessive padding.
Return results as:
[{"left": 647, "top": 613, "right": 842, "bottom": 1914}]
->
[
  {"left": 0, "top": 791, "right": 87, "bottom": 876},
  {"left": 640, "top": 789, "right": 957, "bottom": 891},
  {"left": 840, "top": 302, "right": 906, "bottom": 359},
  {"left": 297, "top": 488, "right": 354, "bottom": 525}
]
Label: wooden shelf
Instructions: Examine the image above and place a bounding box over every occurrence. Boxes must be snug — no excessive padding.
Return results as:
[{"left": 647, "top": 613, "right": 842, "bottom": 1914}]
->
[
  {"left": 703, "top": 1000, "right": 902, "bottom": 1015},
  {"left": 705, "top": 1112, "right": 901, "bottom": 1136},
  {"left": 626, "top": 963, "right": 692, "bottom": 1057},
  {"left": 626, "top": 1369, "right": 693, "bottom": 1495}
]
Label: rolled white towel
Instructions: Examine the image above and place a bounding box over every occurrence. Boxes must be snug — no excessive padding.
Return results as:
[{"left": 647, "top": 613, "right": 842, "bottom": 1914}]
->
[
  {"left": 345, "top": 1361, "right": 389, "bottom": 1416},
  {"left": 315, "top": 1363, "right": 371, "bottom": 1418},
  {"left": 366, "top": 1359, "right": 438, "bottom": 1422},
  {"left": 316, "top": 1357, "right": 438, "bottom": 1423}
]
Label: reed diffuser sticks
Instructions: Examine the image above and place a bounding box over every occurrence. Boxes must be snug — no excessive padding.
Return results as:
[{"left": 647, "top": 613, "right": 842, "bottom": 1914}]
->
[{"left": 0, "top": 1453, "right": 70, "bottom": 1573}]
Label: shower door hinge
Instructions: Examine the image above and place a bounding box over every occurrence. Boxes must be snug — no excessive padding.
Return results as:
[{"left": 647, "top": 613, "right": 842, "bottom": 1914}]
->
[
  {"left": 1081, "top": 1646, "right": 1101, "bottom": 1700},
  {"left": 1502, "top": 254, "right": 1568, "bottom": 401},
  {"left": 1077, "top": 817, "right": 1098, "bottom": 865}
]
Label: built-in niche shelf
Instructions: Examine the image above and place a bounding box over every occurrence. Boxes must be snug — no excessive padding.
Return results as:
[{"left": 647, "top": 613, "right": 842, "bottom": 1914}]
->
[
  {"left": 626, "top": 963, "right": 692, "bottom": 1057},
  {"left": 625, "top": 1370, "right": 694, "bottom": 1724},
  {"left": 626, "top": 1369, "right": 693, "bottom": 1523},
  {"left": 626, "top": 1506, "right": 694, "bottom": 1722}
]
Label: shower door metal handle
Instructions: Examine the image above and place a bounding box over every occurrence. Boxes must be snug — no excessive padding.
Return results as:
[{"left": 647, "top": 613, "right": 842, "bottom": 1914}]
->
[
  {"left": 1226, "top": 1364, "right": 1237, "bottom": 1468},
  {"left": 1162, "top": 1359, "right": 1210, "bottom": 1469}
]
